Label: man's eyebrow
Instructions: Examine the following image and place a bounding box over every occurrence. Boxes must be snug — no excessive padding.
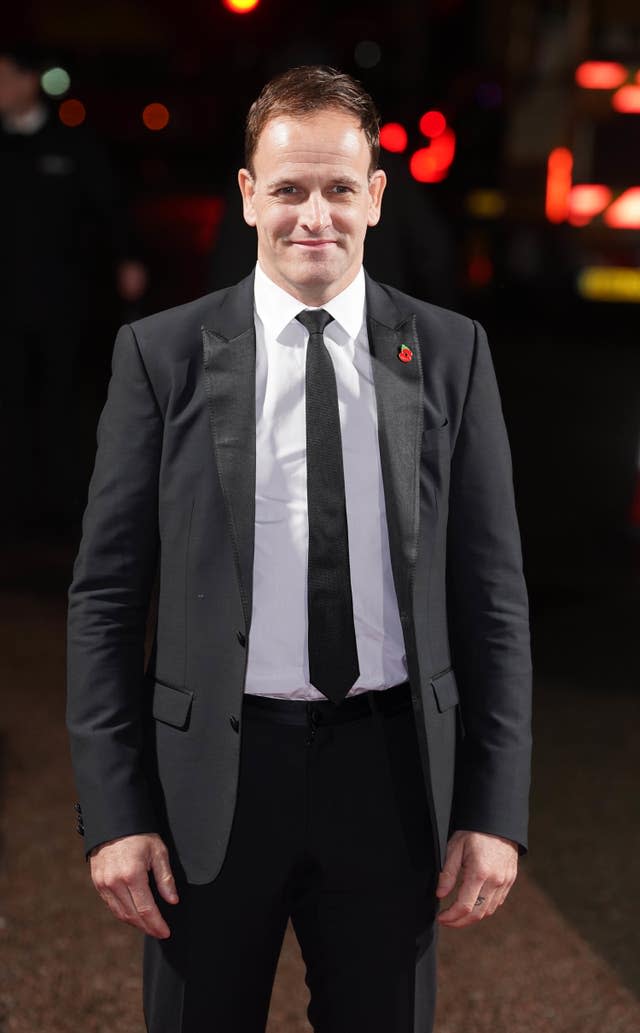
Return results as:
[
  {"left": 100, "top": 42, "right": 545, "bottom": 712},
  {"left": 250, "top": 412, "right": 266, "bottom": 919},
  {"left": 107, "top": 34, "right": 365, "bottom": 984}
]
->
[
  {"left": 331, "top": 175, "right": 361, "bottom": 188},
  {"left": 265, "top": 178, "right": 297, "bottom": 190},
  {"left": 266, "top": 174, "right": 362, "bottom": 190}
]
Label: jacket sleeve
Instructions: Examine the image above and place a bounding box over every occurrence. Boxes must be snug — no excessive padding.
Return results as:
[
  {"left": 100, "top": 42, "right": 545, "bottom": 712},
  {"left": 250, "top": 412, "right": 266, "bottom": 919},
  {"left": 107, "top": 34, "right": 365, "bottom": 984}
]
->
[
  {"left": 66, "top": 323, "right": 162, "bottom": 855},
  {"left": 446, "top": 319, "right": 533, "bottom": 853}
]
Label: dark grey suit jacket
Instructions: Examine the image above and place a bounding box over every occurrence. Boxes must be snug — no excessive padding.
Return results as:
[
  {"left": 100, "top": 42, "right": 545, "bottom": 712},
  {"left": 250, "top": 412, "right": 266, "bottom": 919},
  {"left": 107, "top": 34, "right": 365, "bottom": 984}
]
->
[{"left": 66, "top": 270, "right": 532, "bottom": 885}]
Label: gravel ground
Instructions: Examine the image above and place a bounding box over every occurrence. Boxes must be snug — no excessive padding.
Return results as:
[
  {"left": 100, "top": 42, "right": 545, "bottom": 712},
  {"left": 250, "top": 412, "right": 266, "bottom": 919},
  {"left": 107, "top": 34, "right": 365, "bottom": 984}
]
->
[{"left": 1, "top": 572, "right": 639, "bottom": 1032}]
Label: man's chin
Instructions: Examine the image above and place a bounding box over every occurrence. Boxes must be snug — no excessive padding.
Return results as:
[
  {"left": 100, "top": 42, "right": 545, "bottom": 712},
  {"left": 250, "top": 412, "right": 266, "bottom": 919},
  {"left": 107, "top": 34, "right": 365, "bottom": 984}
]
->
[{"left": 284, "top": 257, "right": 348, "bottom": 288}]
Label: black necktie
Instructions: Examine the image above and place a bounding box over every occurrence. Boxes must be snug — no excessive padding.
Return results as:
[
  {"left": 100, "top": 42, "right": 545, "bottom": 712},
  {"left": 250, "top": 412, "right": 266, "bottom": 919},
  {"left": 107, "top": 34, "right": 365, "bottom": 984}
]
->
[{"left": 296, "top": 309, "right": 360, "bottom": 705}]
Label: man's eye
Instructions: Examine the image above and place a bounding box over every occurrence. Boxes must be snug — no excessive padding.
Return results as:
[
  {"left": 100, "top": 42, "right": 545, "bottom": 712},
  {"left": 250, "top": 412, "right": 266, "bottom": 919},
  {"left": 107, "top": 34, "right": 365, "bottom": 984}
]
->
[
  {"left": 277, "top": 186, "right": 297, "bottom": 195},
  {"left": 332, "top": 185, "right": 352, "bottom": 194}
]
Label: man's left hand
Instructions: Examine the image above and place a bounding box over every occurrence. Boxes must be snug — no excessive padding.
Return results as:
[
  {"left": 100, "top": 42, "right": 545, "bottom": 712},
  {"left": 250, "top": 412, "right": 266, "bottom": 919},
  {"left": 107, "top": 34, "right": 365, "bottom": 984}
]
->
[{"left": 435, "top": 830, "right": 518, "bottom": 928}]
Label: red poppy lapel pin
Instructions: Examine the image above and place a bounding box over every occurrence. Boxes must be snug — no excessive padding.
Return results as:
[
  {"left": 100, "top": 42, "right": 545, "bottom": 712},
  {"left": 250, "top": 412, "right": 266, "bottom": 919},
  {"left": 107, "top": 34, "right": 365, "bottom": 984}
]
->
[{"left": 398, "top": 344, "right": 413, "bottom": 363}]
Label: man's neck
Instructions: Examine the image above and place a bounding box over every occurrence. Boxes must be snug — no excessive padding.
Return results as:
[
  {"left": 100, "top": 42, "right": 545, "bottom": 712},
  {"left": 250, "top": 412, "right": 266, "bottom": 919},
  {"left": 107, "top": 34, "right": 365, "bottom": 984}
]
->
[{"left": 256, "top": 260, "right": 363, "bottom": 309}]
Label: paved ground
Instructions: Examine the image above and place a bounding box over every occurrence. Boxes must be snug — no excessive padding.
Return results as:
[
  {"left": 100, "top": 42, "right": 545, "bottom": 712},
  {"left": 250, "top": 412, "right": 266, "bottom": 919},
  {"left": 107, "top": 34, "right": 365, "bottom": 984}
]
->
[{"left": 0, "top": 542, "right": 639, "bottom": 1032}]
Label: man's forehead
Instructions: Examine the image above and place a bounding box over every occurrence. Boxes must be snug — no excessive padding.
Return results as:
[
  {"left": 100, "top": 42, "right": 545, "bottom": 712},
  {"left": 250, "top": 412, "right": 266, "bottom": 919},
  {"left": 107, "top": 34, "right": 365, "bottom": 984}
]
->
[
  {"left": 253, "top": 115, "right": 370, "bottom": 178},
  {"left": 267, "top": 149, "right": 363, "bottom": 170},
  {"left": 257, "top": 113, "right": 366, "bottom": 154}
]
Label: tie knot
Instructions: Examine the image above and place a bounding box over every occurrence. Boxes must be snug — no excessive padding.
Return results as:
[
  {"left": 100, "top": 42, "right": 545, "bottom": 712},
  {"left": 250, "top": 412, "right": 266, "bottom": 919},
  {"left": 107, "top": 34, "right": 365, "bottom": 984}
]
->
[{"left": 295, "top": 308, "right": 334, "bottom": 337}]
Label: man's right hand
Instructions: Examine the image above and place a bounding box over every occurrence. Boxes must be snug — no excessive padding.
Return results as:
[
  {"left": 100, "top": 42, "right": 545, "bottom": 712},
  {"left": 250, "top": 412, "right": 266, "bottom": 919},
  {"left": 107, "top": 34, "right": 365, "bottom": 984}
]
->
[{"left": 89, "top": 833, "right": 179, "bottom": 939}]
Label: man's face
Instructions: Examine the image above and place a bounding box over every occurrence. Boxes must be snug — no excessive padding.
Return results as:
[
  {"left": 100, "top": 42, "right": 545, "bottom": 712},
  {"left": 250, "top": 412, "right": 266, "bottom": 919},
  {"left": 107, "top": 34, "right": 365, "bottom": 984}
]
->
[
  {"left": 238, "top": 108, "right": 386, "bottom": 306},
  {"left": 0, "top": 58, "right": 40, "bottom": 117}
]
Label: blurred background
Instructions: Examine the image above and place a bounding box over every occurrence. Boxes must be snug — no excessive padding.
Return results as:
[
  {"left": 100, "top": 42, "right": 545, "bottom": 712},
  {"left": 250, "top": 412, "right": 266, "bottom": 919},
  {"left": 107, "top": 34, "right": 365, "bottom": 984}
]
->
[{"left": 1, "top": 1, "right": 639, "bottom": 1031}]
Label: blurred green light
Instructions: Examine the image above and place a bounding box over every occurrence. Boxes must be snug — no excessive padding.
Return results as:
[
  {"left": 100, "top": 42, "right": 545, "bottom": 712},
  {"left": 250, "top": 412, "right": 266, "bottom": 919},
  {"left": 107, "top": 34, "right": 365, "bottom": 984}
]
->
[{"left": 41, "top": 67, "right": 71, "bottom": 97}]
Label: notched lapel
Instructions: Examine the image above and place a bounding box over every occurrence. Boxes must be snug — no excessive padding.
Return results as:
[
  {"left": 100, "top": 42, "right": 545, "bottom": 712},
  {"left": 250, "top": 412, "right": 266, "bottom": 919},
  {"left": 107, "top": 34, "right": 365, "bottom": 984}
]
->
[
  {"left": 366, "top": 281, "right": 424, "bottom": 624},
  {"left": 202, "top": 288, "right": 256, "bottom": 630}
]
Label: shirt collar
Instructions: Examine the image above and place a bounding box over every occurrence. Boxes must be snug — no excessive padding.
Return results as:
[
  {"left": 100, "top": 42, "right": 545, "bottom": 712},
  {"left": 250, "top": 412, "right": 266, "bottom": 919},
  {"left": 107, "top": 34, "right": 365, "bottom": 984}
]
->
[{"left": 254, "top": 261, "right": 366, "bottom": 341}]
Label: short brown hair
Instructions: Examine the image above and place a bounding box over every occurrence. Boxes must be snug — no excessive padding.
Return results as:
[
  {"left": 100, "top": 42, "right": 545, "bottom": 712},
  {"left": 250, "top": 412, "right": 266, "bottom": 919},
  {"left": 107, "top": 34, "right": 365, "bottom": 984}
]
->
[{"left": 244, "top": 65, "right": 380, "bottom": 178}]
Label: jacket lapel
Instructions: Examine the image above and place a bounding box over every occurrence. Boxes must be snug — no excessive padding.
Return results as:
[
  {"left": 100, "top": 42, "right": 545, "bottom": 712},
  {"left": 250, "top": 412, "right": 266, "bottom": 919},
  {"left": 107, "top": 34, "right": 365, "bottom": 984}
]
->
[
  {"left": 365, "top": 273, "right": 424, "bottom": 625},
  {"left": 200, "top": 269, "right": 424, "bottom": 636},
  {"left": 201, "top": 272, "right": 256, "bottom": 631}
]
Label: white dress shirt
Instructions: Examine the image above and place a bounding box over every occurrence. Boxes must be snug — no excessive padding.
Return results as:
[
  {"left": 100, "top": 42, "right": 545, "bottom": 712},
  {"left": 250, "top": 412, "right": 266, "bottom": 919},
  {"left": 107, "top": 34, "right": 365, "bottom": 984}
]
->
[{"left": 244, "top": 261, "right": 408, "bottom": 699}]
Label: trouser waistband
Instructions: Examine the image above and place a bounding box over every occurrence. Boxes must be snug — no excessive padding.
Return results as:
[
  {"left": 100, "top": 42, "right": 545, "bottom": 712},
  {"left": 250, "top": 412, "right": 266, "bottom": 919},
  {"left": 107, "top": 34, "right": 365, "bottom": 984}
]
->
[{"left": 241, "top": 680, "right": 412, "bottom": 725}]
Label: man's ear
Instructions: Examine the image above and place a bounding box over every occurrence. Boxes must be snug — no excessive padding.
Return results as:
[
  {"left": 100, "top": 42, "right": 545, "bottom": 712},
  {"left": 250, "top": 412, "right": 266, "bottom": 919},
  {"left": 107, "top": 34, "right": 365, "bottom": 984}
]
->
[
  {"left": 367, "top": 168, "right": 387, "bottom": 228},
  {"left": 238, "top": 168, "right": 257, "bottom": 227}
]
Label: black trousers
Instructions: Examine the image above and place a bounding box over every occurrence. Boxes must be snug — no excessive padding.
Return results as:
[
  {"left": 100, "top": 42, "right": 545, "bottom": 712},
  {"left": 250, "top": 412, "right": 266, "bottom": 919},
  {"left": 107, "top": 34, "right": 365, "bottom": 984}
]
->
[{"left": 143, "top": 681, "right": 439, "bottom": 1032}]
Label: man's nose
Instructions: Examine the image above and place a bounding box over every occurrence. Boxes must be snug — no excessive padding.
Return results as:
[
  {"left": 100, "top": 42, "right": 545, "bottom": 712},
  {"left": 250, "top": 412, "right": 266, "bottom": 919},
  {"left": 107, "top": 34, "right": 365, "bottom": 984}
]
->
[{"left": 300, "top": 193, "right": 331, "bottom": 233}]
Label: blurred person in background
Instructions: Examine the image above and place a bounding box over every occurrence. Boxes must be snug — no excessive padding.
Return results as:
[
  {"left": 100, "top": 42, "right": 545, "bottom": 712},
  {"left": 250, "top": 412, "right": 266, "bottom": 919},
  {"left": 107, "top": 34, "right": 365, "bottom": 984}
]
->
[
  {"left": 0, "top": 45, "right": 148, "bottom": 536},
  {"left": 67, "top": 65, "right": 531, "bottom": 1033}
]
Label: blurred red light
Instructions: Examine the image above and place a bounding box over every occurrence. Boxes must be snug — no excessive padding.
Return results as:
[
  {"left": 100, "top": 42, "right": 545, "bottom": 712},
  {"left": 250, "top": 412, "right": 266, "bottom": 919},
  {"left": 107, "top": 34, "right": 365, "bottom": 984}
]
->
[
  {"left": 545, "top": 147, "right": 573, "bottom": 222},
  {"left": 143, "top": 103, "right": 170, "bottom": 131},
  {"left": 604, "top": 187, "right": 640, "bottom": 228},
  {"left": 612, "top": 85, "right": 640, "bottom": 113},
  {"left": 410, "top": 149, "right": 441, "bottom": 183},
  {"left": 575, "top": 61, "right": 627, "bottom": 89},
  {"left": 567, "top": 184, "right": 612, "bottom": 225},
  {"left": 468, "top": 254, "right": 493, "bottom": 287},
  {"left": 58, "top": 99, "right": 85, "bottom": 127},
  {"left": 409, "top": 128, "right": 456, "bottom": 182},
  {"left": 419, "top": 110, "right": 446, "bottom": 138},
  {"left": 223, "top": 0, "right": 260, "bottom": 11},
  {"left": 379, "top": 122, "right": 408, "bottom": 153}
]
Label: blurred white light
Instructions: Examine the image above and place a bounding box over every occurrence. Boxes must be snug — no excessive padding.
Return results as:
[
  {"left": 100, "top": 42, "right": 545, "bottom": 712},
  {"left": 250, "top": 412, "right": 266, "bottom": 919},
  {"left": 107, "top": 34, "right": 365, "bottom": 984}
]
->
[
  {"left": 41, "top": 67, "right": 71, "bottom": 97},
  {"left": 354, "top": 41, "right": 381, "bottom": 69}
]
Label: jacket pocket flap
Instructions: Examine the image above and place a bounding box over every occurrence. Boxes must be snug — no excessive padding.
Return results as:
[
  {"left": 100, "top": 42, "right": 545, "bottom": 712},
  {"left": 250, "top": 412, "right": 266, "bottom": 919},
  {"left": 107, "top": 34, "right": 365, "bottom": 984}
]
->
[
  {"left": 422, "top": 418, "right": 449, "bottom": 451},
  {"left": 152, "top": 679, "right": 194, "bottom": 729},
  {"left": 430, "top": 668, "right": 459, "bottom": 712}
]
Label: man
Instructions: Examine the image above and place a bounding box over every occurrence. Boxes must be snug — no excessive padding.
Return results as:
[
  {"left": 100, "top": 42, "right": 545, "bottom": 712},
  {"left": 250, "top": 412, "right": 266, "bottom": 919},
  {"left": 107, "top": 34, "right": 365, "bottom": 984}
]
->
[
  {"left": 0, "top": 46, "right": 147, "bottom": 532},
  {"left": 67, "top": 66, "right": 532, "bottom": 1033}
]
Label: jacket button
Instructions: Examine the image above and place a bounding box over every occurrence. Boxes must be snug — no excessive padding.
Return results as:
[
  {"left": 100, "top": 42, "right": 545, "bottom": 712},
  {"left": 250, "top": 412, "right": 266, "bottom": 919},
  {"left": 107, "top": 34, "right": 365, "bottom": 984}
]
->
[
  {"left": 236, "top": 630, "right": 246, "bottom": 647},
  {"left": 229, "top": 714, "right": 239, "bottom": 732}
]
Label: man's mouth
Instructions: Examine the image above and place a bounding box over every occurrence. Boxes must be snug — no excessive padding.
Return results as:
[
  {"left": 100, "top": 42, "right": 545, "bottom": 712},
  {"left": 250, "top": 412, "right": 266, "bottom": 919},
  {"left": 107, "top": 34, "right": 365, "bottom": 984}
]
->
[{"left": 290, "top": 240, "right": 337, "bottom": 248}]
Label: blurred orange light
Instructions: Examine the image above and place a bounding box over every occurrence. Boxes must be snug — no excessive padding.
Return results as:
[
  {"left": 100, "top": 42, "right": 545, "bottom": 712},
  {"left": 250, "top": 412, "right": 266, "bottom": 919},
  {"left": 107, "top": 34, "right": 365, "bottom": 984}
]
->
[
  {"left": 545, "top": 147, "right": 573, "bottom": 222},
  {"left": 575, "top": 61, "right": 627, "bottom": 89},
  {"left": 143, "top": 103, "right": 170, "bottom": 131},
  {"left": 409, "top": 128, "right": 456, "bottom": 182},
  {"left": 612, "top": 85, "right": 640, "bottom": 113},
  {"left": 604, "top": 187, "right": 640, "bottom": 228},
  {"left": 58, "top": 98, "right": 85, "bottom": 127},
  {"left": 223, "top": 0, "right": 260, "bottom": 11},
  {"left": 380, "top": 122, "right": 408, "bottom": 153},
  {"left": 567, "top": 184, "right": 612, "bottom": 225},
  {"left": 419, "top": 110, "right": 446, "bottom": 138}
]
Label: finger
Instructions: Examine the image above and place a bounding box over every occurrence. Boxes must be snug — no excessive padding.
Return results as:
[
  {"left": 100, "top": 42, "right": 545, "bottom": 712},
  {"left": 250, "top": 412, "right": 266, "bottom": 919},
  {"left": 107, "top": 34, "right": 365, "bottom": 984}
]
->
[
  {"left": 436, "top": 838, "right": 464, "bottom": 898},
  {"left": 93, "top": 865, "right": 136, "bottom": 923},
  {"left": 478, "top": 886, "right": 502, "bottom": 918},
  {"left": 150, "top": 846, "right": 179, "bottom": 905},
  {"left": 494, "top": 874, "right": 516, "bottom": 911},
  {"left": 126, "top": 877, "right": 171, "bottom": 939},
  {"left": 99, "top": 880, "right": 146, "bottom": 929},
  {"left": 437, "top": 874, "right": 485, "bottom": 926},
  {"left": 98, "top": 886, "right": 130, "bottom": 923}
]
